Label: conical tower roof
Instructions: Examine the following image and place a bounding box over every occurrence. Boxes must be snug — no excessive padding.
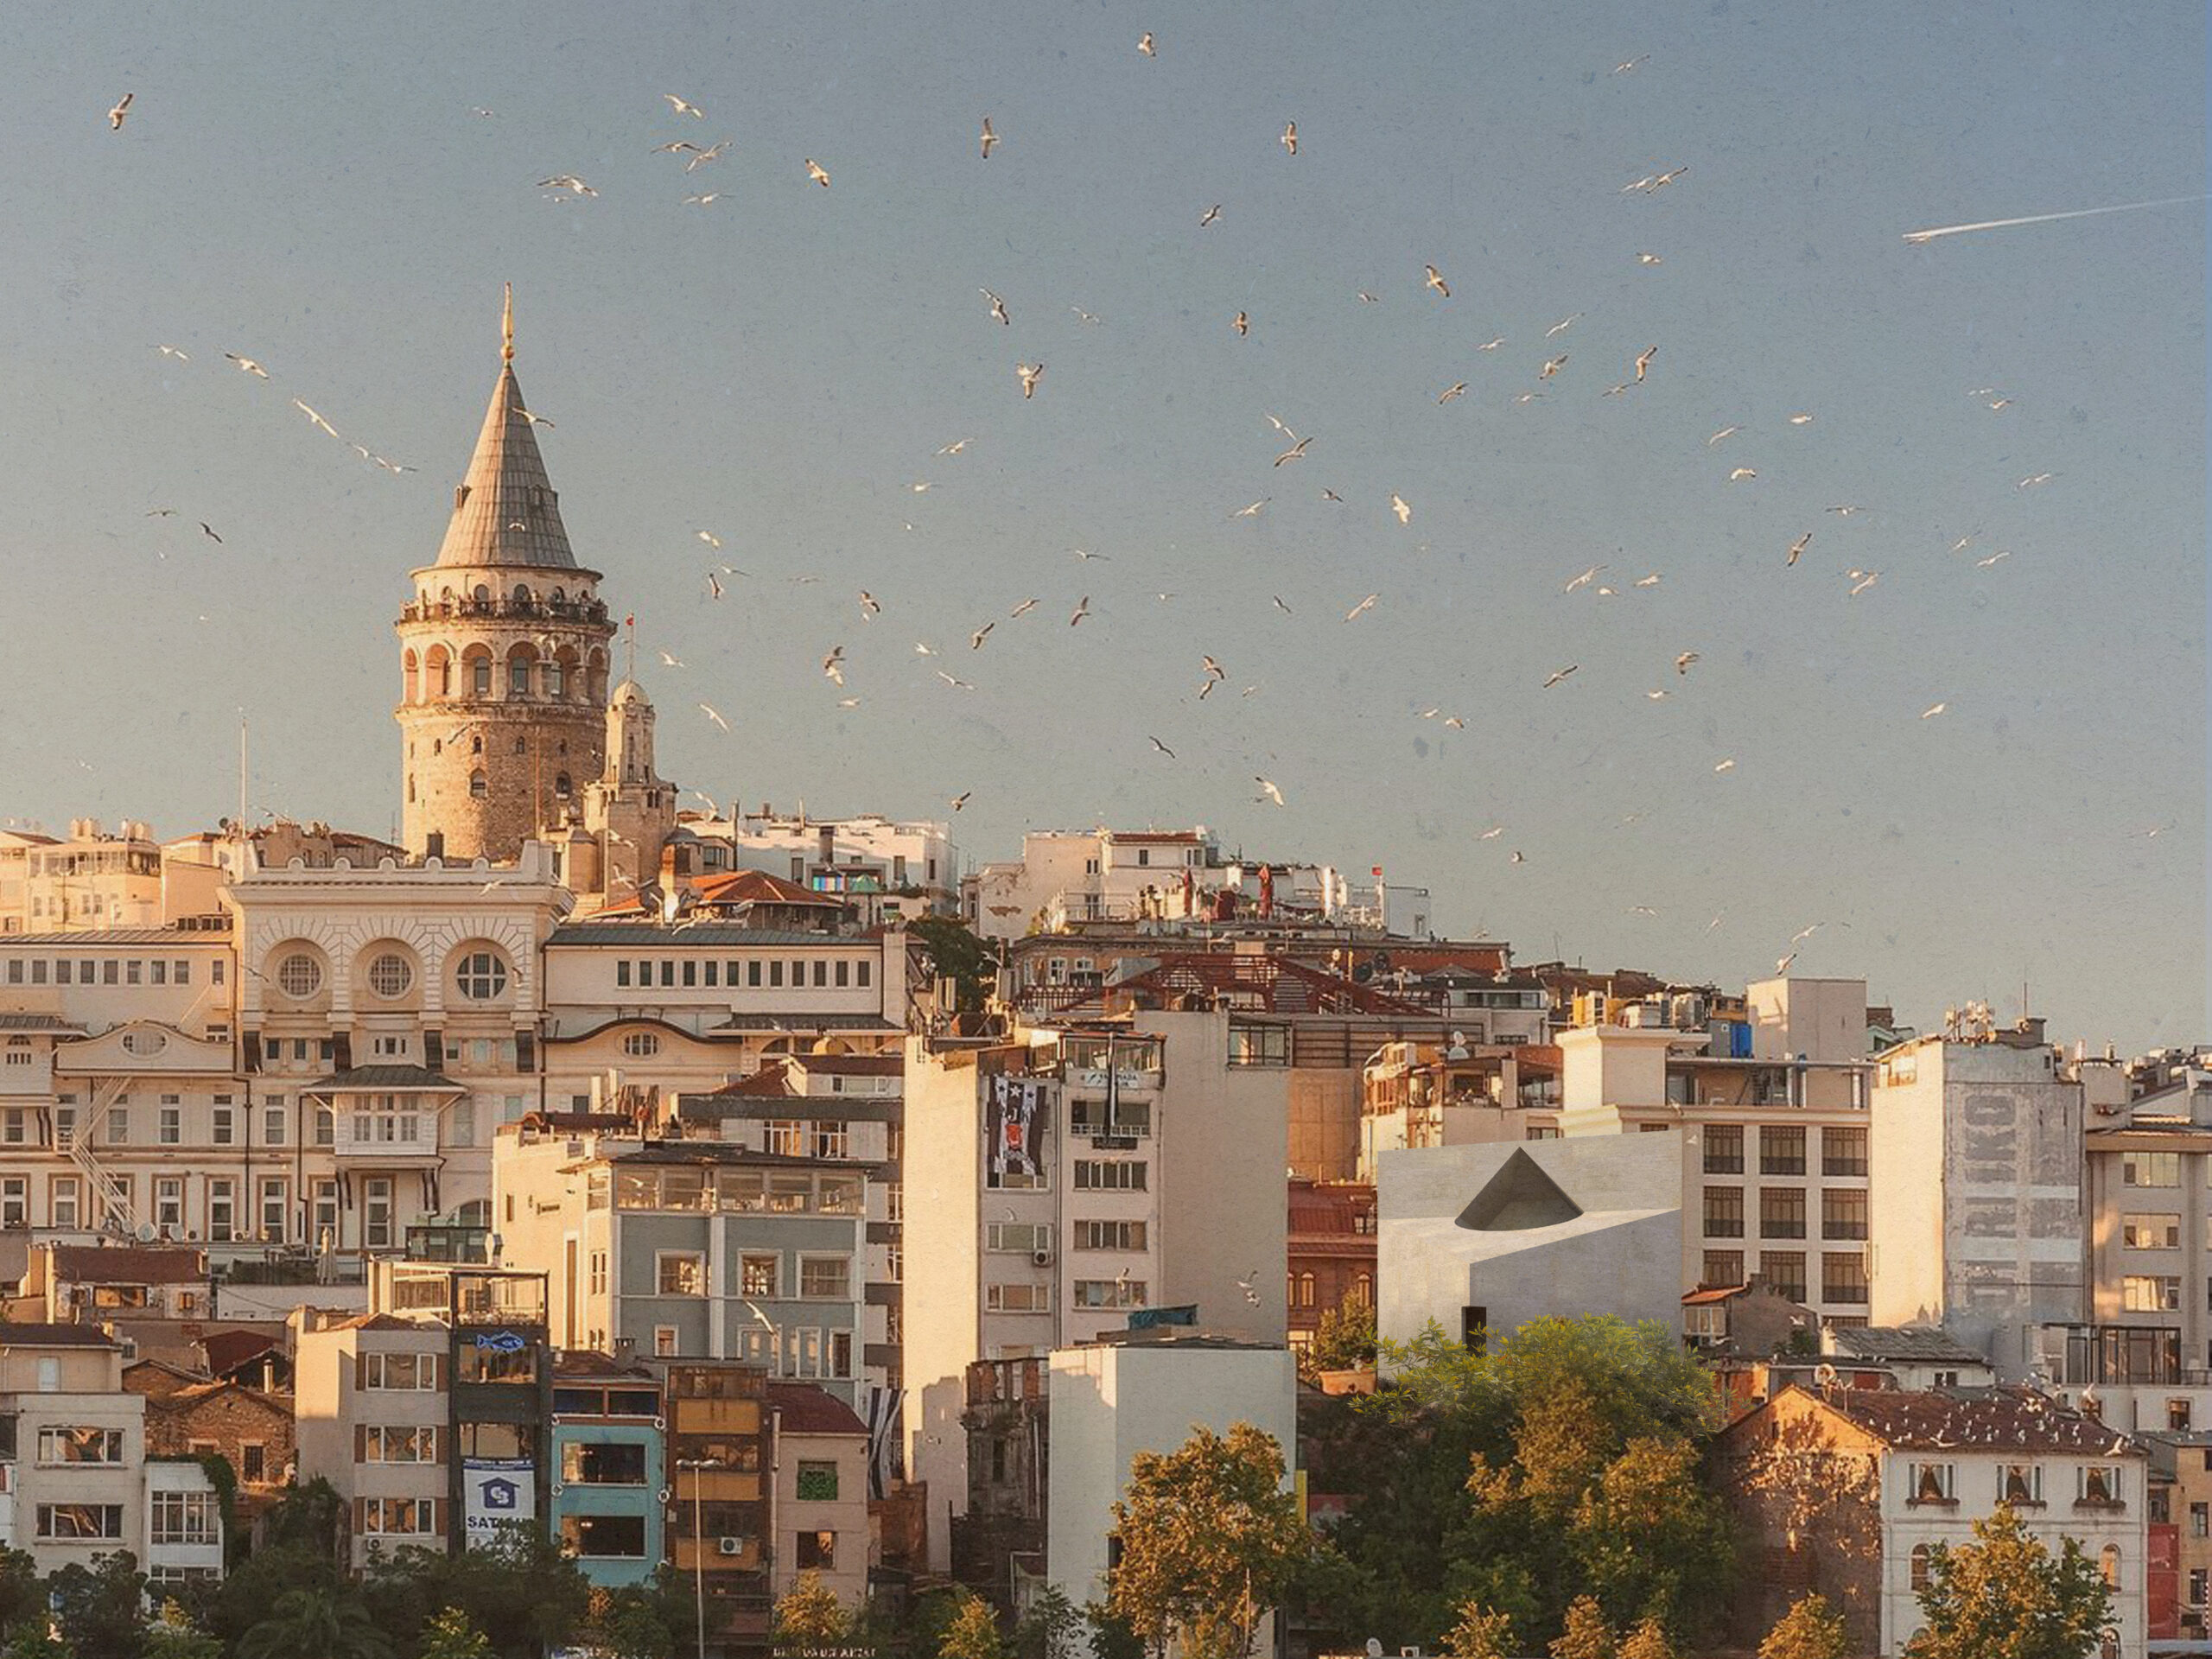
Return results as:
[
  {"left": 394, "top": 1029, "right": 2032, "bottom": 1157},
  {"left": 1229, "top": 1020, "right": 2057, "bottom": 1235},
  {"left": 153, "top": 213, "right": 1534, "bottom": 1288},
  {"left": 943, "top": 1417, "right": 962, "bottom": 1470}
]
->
[{"left": 431, "top": 301, "right": 579, "bottom": 570}]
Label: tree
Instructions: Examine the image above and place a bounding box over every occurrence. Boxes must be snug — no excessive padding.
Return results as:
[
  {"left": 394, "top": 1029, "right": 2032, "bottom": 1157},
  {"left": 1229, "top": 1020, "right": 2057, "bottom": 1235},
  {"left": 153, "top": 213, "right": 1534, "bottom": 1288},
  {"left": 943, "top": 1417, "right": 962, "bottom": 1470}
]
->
[
  {"left": 1014, "top": 1586, "right": 1084, "bottom": 1659},
  {"left": 1568, "top": 1436, "right": 1735, "bottom": 1638},
  {"left": 582, "top": 1586, "right": 677, "bottom": 1659},
  {"left": 44, "top": 1552, "right": 148, "bottom": 1659},
  {"left": 1618, "top": 1617, "right": 1673, "bottom": 1659},
  {"left": 1441, "top": 1601, "right": 1516, "bottom": 1659},
  {"left": 941, "top": 1594, "right": 1008, "bottom": 1659},
  {"left": 0, "top": 1553, "right": 41, "bottom": 1643},
  {"left": 909, "top": 918, "right": 999, "bottom": 1012},
  {"left": 364, "top": 1528, "right": 591, "bottom": 1659},
  {"left": 1107, "top": 1422, "right": 1309, "bottom": 1659},
  {"left": 238, "top": 1588, "right": 393, "bottom": 1659},
  {"left": 1759, "top": 1595, "right": 1848, "bottom": 1659},
  {"left": 1910, "top": 1506, "right": 2113, "bottom": 1659},
  {"left": 1550, "top": 1597, "right": 1613, "bottom": 1659},
  {"left": 1306, "top": 1300, "right": 1378, "bottom": 1378},
  {"left": 2, "top": 1627, "right": 72, "bottom": 1659},
  {"left": 775, "top": 1570, "right": 855, "bottom": 1646},
  {"left": 142, "top": 1602, "right": 220, "bottom": 1659},
  {"left": 418, "top": 1606, "right": 494, "bottom": 1659}
]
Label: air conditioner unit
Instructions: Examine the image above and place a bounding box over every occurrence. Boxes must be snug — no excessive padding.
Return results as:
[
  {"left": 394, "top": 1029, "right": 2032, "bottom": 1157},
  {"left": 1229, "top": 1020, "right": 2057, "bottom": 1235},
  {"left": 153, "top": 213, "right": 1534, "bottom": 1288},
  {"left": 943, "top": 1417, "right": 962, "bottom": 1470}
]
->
[
  {"left": 1032, "top": 1250, "right": 1053, "bottom": 1268},
  {"left": 717, "top": 1536, "right": 746, "bottom": 1556}
]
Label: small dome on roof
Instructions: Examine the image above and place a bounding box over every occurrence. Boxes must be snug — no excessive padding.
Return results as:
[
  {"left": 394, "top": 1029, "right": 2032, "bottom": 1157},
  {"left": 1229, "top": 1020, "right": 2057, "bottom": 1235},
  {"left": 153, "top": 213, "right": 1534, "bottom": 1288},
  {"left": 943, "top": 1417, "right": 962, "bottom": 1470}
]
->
[{"left": 609, "top": 678, "right": 652, "bottom": 708}]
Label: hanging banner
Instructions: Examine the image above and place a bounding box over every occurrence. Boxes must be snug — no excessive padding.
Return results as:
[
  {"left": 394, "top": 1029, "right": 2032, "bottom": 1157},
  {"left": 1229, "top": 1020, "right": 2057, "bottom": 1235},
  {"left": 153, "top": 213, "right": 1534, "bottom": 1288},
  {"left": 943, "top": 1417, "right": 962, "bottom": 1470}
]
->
[
  {"left": 985, "top": 1077, "right": 1043, "bottom": 1186},
  {"left": 461, "top": 1458, "right": 534, "bottom": 1545}
]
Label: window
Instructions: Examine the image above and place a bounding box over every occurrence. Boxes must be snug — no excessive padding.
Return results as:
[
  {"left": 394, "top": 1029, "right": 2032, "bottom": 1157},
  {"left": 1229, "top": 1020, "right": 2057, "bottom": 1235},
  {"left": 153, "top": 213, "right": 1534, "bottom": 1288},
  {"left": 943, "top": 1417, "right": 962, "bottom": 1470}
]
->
[
  {"left": 2125, "top": 1213, "right": 2182, "bottom": 1249},
  {"left": 799, "top": 1256, "right": 850, "bottom": 1299},
  {"left": 2126, "top": 1151, "right": 2180, "bottom": 1187},
  {"left": 769, "top": 962, "right": 784, "bottom": 988},
  {"left": 562, "top": 1441, "right": 647, "bottom": 1485},
  {"left": 51, "top": 1175, "right": 80, "bottom": 1230},
  {"left": 1072, "top": 1279, "right": 1147, "bottom": 1309},
  {"left": 212, "top": 1104, "right": 233, "bottom": 1145},
  {"left": 1910, "top": 1462, "right": 1955, "bottom": 1503},
  {"left": 658, "top": 1253, "right": 707, "bottom": 1295},
  {"left": 2079, "top": 1465, "right": 2121, "bottom": 1505},
  {"left": 361, "top": 1497, "right": 435, "bottom": 1535},
  {"left": 2188, "top": 1502, "right": 2207, "bottom": 1537},
  {"left": 1073, "top": 1219, "right": 1147, "bottom": 1251},
  {"left": 811, "top": 1121, "right": 849, "bottom": 1160},
  {"left": 1, "top": 1109, "right": 19, "bottom": 1142},
  {"left": 260, "top": 1177, "right": 288, "bottom": 1240},
  {"left": 37, "top": 1504, "right": 124, "bottom": 1540},
  {"left": 1822, "top": 1189, "right": 1869, "bottom": 1240},
  {"left": 3, "top": 1176, "right": 32, "bottom": 1227},
  {"left": 740, "top": 1254, "right": 779, "bottom": 1297},
  {"left": 2171, "top": 1399, "right": 2194, "bottom": 1431},
  {"left": 315, "top": 1108, "right": 335, "bottom": 1147},
  {"left": 37, "top": 1427, "right": 124, "bottom": 1465},
  {"left": 985, "top": 1283, "right": 1051, "bottom": 1313},
  {"left": 456, "top": 950, "right": 509, "bottom": 1000},
  {"left": 363, "top": 1426, "right": 437, "bottom": 1462},
  {"left": 106, "top": 1103, "right": 129, "bottom": 1144},
  {"left": 858, "top": 960, "right": 871, "bottom": 987},
  {"left": 653, "top": 1326, "right": 679, "bottom": 1357},
  {"left": 1759, "top": 1188, "right": 1807, "bottom": 1239},
  {"left": 1821, "top": 1252, "right": 1868, "bottom": 1304},
  {"left": 1703, "top": 1124, "right": 1743, "bottom": 1174},
  {"left": 241, "top": 1443, "right": 267, "bottom": 1484},
  {"left": 1702, "top": 1250, "right": 1745, "bottom": 1287},
  {"left": 1075, "top": 1160, "right": 1148, "bottom": 1191},
  {"left": 1815, "top": 1123, "right": 1867, "bottom": 1175},
  {"left": 987, "top": 1222, "right": 1052, "bottom": 1254},
  {"left": 764, "top": 1119, "right": 804, "bottom": 1157},
  {"left": 562, "top": 1514, "right": 646, "bottom": 1557},
  {"left": 1226, "top": 1025, "right": 1290, "bottom": 1067},
  {"left": 796, "top": 1530, "right": 837, "bottom": 1570},
  {"left": 1758, "top": 1251, "right": 1806, "bottom": 1303},
  {"left": 159, "top": 1105, "right": 181, "bottom": 1145},
  {"left": 364, "top": 1351, "right": 438, "bottom": 1389},
  {"left": 2101, "top": 1544, "right": 2121, "bottom": 1589},
  {"left": 1759, "top": 1125, "right": 1805, "bottom": 1175},
  {"left": 1910, "top": 1543, "right": 1934, "bottom": 1591},
  {"left": 1999, "top": 1464, "right": 2044, "bottom": 1504},
  {"left": 796, "top": 1460, "right": 840, "bottom": 1501},
  {"left": 1689, "top": 1185, "right": 1743, "bottom": 1238},
  {"left": 207, "top": 1179, "right": 235, "bottom": 1242},
  {"left": 276, "top": 953, "right": 323, "bottom": 997},
  {"left": 621, "top": 1033, "right": 661, "bottom": 1058},
  {"left": 2124, "top": 1274, "right": 2182, "bottom": 1312},
  {"left": 616, "top": 961, "right": 631, "bottom": 988}
]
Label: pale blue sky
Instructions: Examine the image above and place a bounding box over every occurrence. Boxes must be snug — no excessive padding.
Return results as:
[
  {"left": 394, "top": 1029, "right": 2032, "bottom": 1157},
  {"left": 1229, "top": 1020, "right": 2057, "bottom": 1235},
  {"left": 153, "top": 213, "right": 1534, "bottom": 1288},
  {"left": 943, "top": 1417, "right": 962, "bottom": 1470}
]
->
[{"left": 0, "top": 3, "right": 2202, "bottom": 1048}]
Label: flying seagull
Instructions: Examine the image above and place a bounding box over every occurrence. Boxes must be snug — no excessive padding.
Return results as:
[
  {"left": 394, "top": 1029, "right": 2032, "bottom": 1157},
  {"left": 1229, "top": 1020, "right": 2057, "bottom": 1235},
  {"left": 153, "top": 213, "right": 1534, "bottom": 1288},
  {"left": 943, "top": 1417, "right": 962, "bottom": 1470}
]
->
[
  {"left": 979, "top": 117, "right": 1000, "bottom": 158},
  {"left": 108, "top": 92, "right": 134, "bottom": 130},
  {"left": 1424, "top": 264, "right": 1451, "bottom": 297},
  {"left": 1281, "top": 122, "right": 1298, "bottom": 156},
  {"left": 804, "top": 159, "right": 831, "bottom": 187},
  {"left": 1016, "top": 362, "right": 1044, "bottom": 398},
  {"left": 664, "top": 93, "right": 704, "bottom": 118}
]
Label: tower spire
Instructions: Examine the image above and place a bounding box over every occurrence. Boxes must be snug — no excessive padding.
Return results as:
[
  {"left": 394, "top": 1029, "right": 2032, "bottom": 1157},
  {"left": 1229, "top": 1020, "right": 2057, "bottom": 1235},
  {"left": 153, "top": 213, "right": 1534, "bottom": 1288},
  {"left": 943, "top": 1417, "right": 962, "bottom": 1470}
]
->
[{"left": 502, "top": 283, "right": 514, "bottom": 364}]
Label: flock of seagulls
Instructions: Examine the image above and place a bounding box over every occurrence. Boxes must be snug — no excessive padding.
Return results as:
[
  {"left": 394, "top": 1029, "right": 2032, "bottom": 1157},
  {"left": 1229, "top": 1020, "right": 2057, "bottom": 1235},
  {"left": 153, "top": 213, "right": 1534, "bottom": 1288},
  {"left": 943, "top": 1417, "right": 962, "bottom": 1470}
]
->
[{"left": 96, "top": 34, "right": 2162, "bottom": 989}]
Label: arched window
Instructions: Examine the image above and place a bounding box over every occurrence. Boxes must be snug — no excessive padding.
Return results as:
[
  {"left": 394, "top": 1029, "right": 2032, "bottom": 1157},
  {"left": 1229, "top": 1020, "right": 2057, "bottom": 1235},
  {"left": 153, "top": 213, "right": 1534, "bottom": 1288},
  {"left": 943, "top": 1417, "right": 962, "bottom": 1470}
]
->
[
  {"left": 471, "top": 736, "right": 482, "bottom": 755},
  {"left": 473, "top": 584, "right": 491, "bottom": 603},
  {"left": 555, "top": 772, "right": 573, "bottom": 799},
  {"left": 471, "top": 656, "right": 493, "bottom": 696},
  {"left": 508, "top": 645, "right": 535, "bottom": 697},
  {"left": 402, "top": 649, "right": 419, "bottom": 702},
  {"left": 513, "top": 584, "right": 532, "bottom": 607},
  {"left": 2101, "top": 1545, "right": 2120, "bottom": 1589},
  {"left": 1909, "top": 1544, "right": 1932, "bottom": 1592},
  {"left": 1351, "top": 1272, "right": 1372, "bottom": 1308},
  {"left": 407, "top": 775, "right": 416, "bottom": 803},
  {"left": 1297, "top": 1273, "right": 1316, "bottom": 1308},
  {"left": 546, "top": 658, "right": 566, "bottom": 698},
  {"left": 469, "top": 771, "right": 488, "bottom": 799},
  {"left": 2100, "top": 1632, "right": 2120, "bottom": 1659}
]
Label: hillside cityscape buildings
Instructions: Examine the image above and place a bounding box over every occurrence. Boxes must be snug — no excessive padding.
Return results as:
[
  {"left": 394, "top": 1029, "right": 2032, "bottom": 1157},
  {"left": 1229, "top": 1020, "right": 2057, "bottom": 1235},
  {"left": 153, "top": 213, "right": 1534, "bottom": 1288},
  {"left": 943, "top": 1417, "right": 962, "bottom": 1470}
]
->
[{"left": 0, "top": 320, "right": 2196, "bottom": 1659}]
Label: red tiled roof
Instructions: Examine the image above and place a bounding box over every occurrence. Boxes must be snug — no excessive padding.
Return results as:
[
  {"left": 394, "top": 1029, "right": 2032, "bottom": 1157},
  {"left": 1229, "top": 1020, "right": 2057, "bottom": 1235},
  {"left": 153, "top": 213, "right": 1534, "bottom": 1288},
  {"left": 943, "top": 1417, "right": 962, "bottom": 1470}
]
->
[
  {"left": 201, "top": 1328, "right": 282, "bottom": 1378},
  {"left": 1058, "top": 953, "right": 1437, "bottom": 1018},
  {"left": 769, "top": 1382, "right": 869, "bottom": 1436},
  {"left": 695, "top": 869, "right": 845, "bottom": 909},
  {"left": 0, "top": 1322, "right": 118, "bottom": 1347},
  {"left": 1779, "top": 1385, "right": 2139, "bottom": 1454},
  {"left": 712, "top": 1063, "right": 797, "bottom": 1098}
]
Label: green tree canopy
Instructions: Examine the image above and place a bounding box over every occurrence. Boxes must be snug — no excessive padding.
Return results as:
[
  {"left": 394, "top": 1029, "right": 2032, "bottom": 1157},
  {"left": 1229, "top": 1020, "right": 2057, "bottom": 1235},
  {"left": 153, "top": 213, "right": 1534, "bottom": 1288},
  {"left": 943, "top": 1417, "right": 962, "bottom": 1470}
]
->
[
  {"left": 1910, "top": 1506, "right": 2113, "bottom": 1659},
  {"left": 0, "top": 1552, "right": 42, "bottom": 1643},
  {"left": 141, "top": 1602, "right": 220, "bottom": 1659},
  {"left": 238, "top": 1587, "right": 393, "bottom": 1659},
  {"left": 1550, "top": 1597, "right": 1613, "bottom": 1659},
  {"left": 45, "top": 1552, "right": 148, "bottom": 1659},
  {"left": 1759, "top": 1594, "right": 1849, "bottom": 1659},
  {"left": 1108, "top": 1422, "right": 1308, "bottom": 1659},
  {"left": 1305, "top": 1300, "right": 1378, "bottom": 1379},
  {"left": 418, "top": 1606, "right": 494, "bottom": 1659},
  {"left": 1441, "top": 1601, "right": 1516, "bottom": 1659},
  {"left": 940, "top": 1593, "right": 1008, "bottom": 1659},
  {"left": 909, "top": 918, "right": 999, "bottom": 1011},
  {"left": 775, "top": 1570, "right": 855, "bottom": 1646}
]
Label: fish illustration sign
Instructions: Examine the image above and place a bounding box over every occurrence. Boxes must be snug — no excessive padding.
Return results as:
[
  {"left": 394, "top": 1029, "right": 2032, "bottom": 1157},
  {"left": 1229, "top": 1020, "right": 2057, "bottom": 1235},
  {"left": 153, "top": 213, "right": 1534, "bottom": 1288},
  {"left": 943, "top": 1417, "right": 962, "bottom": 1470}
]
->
[{"left": 462, "top": 1458, "right": 535, "bottom": 1544}]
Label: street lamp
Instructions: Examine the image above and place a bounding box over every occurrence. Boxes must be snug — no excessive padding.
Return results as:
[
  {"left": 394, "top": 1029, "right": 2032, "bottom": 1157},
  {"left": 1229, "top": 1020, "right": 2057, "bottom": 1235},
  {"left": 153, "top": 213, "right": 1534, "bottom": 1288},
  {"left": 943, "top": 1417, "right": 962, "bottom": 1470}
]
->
[{"left": 677, "top": 1457, "right": 726, "bottom": 1659}]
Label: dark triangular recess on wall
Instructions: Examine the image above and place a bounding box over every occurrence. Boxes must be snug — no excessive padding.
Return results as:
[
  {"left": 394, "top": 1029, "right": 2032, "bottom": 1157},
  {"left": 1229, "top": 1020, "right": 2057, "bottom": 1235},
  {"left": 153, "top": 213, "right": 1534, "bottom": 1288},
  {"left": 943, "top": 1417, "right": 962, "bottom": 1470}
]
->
[{"left": 1454, "top": 1147, "right": 1584, "bottom": 1231}]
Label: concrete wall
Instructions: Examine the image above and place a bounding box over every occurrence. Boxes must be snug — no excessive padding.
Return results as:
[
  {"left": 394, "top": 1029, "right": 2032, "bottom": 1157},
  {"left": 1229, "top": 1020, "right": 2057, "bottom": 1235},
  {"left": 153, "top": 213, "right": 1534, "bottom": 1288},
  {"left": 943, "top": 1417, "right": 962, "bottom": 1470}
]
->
[
  {"left": 1378, "top": 1134, "right": 1683, "bottom": 1352},
  {"left": 772, "top": 1427, "right": 871, "bottom": 1611},
  {"left": 1046, "top": 1344, "right": 1297, "bottom": 1613}
]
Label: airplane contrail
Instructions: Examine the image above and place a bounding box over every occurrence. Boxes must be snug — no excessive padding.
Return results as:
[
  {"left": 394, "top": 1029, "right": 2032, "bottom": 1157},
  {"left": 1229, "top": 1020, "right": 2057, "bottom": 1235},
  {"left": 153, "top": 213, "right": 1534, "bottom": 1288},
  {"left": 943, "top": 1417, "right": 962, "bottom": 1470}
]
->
[{"left": 1903, "top": 194, "right": 2209, "bottom": 245}]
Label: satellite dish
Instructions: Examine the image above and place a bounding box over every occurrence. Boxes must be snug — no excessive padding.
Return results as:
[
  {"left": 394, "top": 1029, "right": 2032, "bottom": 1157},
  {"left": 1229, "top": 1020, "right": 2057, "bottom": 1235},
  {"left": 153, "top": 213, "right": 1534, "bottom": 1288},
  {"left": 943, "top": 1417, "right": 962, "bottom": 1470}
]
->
[{"left": 134, "top": 1222, "right": 159, "bottom": 1244}]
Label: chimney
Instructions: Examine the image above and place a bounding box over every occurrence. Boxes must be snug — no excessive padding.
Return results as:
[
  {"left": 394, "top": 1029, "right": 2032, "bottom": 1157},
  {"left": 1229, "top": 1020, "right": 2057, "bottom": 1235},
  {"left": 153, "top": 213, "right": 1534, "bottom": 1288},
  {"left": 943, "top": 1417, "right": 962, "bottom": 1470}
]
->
[{"left": 817, "top": 825, "right": 836, "bottom": 868}]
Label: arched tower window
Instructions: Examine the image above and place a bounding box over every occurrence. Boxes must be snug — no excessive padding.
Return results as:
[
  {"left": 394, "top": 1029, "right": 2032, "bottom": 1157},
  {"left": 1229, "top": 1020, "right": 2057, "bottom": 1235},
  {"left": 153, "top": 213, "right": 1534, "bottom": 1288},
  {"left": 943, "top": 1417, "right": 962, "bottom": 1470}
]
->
[
  {"left": 426, "top": 645, "right": 452, "bottom": 697},
  {"left": 507, "top": 643, "right": 536, "bottom": 698},
  {"left": 407, "top": 775, "right": 416, "bottom": 803},
  {"left": 556, "top": 772, "right": 573, "bottom": 799},
  {"left": 401, "top": 649, "right": 419, "bottom": 703},
  {"left": 546, "top": 656, "right": 568, "bottom": 699},
  {"left": 469, "top": 771, "right": 488, "bottom": 799}
]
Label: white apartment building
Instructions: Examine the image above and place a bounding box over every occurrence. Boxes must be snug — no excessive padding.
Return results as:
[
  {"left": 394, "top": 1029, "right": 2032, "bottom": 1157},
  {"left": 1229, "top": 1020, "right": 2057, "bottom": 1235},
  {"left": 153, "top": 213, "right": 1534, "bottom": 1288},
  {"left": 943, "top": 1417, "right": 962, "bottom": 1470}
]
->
[
  {"left": 683, "top": 809, "right": 960, "bottom": 918},
  {"left": 0, "top": 1323, "right": 148, "bottom": 1573},
  {"left": 903, "top": 1009, "right": 1288, "bottom": 1571},
  {"left": 1558, "top": 976, "right": 1876, "bottom": 1326},
  {"left": 1869, "top": 1016, "right": 2086, "bottom": 1380},
  {"left": 225, "top": 842, "right": 572, "bottom": 1255},
  {"left": 968, "top": 829, "right": 1220, "bottom": 940}
]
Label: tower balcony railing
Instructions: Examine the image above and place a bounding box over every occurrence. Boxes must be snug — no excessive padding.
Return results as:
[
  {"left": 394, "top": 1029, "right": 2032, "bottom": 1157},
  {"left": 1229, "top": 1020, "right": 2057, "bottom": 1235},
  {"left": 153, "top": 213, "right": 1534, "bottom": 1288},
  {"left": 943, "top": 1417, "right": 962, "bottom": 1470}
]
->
[{"left": 398, "top": 596, "right": 611, "bottom": 626}]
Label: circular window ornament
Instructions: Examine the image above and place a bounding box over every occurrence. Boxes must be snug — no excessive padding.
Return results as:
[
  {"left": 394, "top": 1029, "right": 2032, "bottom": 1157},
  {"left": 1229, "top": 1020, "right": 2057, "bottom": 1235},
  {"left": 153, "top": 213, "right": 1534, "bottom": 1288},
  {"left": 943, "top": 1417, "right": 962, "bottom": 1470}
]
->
[
  {"left": 275, "top": 954, "right": 323, "bottom": 998},
  {"left": 622, "top": 1033, "right": 661, "bottom": 1058},
  {"left": 366, "top": 954, "right": 414, "bottom": 998},
  {"left": 456, "top": 950, "right": 509, "bottom": 1001},
  {"left": 121, "top": 1029, "right": 168, "bottom": 1058}
]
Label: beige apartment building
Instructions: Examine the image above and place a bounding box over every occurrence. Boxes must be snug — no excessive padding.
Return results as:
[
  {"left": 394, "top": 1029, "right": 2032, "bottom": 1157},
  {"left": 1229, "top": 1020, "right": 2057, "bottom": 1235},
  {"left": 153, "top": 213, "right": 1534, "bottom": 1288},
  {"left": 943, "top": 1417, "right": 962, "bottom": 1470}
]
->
[
  {"left": 294, "top": 1311, "right": 454, "bottom": 1568},
  {"left": 1558, "top": 976, "right": 1875, "bottom": 1326},
  {"left": 903, "top": 1007, "right": 1289, "bottom": 1571},
  {"left": 0, "top": 1323, "right": 149, "bottom": 1573}
]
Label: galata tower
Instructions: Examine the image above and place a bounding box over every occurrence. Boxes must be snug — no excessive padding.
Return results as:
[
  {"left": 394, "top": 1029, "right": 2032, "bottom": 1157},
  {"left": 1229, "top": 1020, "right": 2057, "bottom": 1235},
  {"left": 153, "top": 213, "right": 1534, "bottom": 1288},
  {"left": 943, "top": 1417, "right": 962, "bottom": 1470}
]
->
[{"left": 395, "top": 290, "right": 617, "bottom": 861}]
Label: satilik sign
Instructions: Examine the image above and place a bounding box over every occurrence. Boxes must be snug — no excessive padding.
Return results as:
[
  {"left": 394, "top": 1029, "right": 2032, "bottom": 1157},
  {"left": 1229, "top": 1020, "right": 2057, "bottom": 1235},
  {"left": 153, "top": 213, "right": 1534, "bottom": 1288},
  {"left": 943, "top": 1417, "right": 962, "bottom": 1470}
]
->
[{"left": 461, "top": 1457, "right": 535, "bottom": 1546}]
